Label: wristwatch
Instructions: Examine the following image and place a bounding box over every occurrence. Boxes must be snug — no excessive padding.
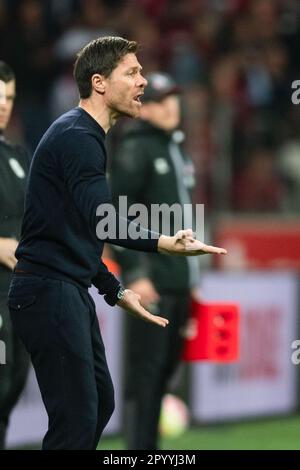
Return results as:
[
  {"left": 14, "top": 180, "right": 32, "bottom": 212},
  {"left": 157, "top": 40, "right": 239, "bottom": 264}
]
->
[{"left": 117, "top": 287, "right": 126, "bottom": 302}]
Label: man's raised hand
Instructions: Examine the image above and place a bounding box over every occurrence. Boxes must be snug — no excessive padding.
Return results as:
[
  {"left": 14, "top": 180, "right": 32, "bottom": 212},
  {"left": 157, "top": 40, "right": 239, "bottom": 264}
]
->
[{"left": 157, "top": 229, "right": 227, "bottom": 256}]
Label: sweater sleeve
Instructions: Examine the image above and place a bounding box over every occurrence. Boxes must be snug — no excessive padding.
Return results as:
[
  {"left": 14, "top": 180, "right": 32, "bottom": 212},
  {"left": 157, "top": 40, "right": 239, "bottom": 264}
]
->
[{"left": 91, "top": 259, "right": 122, "bottom": 306}]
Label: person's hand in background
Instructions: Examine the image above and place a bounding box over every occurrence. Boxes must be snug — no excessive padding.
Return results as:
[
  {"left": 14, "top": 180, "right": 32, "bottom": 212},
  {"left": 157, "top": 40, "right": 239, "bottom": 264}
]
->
[
  {"left": 180, "top": 287, "right": 203, "bottom": 339},
  {"left": 190, "top": 287, "right": 203, "bottom": 302},
  {"left": 0, "top": 237, "right": 18, "bottom": 270},
  {"left": 127, "top": 277, "right": 160, "bottom": 308}
]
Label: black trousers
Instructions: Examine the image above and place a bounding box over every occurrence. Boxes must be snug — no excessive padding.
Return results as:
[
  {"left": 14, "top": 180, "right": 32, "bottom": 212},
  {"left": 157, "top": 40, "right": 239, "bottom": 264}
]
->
[
  {"left": 0, "top": 274, "right": 30, "bottom": 450},
  {"left": 7, "top": 274, "right": 115, "bottom": 450},
  {"left": 124, "top": 293, "right": 190, "bottom": 450}
]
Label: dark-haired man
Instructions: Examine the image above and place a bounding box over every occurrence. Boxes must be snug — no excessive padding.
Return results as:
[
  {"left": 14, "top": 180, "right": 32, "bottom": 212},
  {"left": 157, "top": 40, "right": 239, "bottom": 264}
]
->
[
  {"left": 0, "top": 61, "right": 30, "bottom": 449},
  {"left": 8, "top": 37, "right": 226, "bottom": 450}
]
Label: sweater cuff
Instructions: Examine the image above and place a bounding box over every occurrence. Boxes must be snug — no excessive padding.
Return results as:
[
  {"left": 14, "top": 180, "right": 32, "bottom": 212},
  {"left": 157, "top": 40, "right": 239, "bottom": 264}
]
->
[
  {"left": 104, "top": 283, "right": 122, "bottom": 306},
  {"left": 92, "top": 269, "right": 122, "bottom": 306}
]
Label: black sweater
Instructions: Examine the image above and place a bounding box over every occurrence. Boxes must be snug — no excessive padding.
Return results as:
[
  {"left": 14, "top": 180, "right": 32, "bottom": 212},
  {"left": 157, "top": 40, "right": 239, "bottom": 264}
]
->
[{"left": 16, "top": 107, "right": 158, "bottom": 304}]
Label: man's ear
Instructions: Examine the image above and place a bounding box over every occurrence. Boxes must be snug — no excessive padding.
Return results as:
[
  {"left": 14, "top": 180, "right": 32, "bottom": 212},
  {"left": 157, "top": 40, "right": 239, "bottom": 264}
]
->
[{"left": 91, "top": 74, "right": 106, "bottom": 95}]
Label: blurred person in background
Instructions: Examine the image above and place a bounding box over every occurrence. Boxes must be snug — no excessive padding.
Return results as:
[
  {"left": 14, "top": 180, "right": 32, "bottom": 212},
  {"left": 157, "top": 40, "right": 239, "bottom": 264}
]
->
[
  {"left": 109, "top": 72, "right": 200, "bottom": 450},
  {"left": 233, "top": 144, "right": 283, "bottom": 212},
  {"left": 0, "top": 61, "right": 30, "bottom": 449},
  {"left": 3, "top": 0, "right": 55, "bottom": 150}
]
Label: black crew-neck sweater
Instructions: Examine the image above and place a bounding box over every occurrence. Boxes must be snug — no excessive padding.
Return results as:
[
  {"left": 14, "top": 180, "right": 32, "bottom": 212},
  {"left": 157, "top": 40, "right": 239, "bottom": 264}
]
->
[{"left": 16, "top": 107, "right": 158, "bottom": 304}]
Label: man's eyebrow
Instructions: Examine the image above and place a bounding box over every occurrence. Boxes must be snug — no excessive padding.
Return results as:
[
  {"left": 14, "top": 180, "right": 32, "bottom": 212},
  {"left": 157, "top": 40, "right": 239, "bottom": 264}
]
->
[{"left": 128, "top": 66, "right": 143, "bottom": 72}]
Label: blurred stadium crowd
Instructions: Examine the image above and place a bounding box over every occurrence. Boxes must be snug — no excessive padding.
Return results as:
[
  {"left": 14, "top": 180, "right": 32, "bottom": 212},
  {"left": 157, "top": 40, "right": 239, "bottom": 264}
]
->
[{"left": 1, "top": 0, "right": 300, "bottom": 213}]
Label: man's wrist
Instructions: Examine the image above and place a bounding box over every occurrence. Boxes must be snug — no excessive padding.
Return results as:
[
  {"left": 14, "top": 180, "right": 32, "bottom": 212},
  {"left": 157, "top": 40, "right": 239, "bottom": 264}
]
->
[{"left": 104, "top": 285, "right": 126, "bottom": 306}]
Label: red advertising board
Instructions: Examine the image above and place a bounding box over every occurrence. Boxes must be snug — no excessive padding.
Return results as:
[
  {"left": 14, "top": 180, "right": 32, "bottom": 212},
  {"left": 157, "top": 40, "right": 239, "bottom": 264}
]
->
[{"left": 214, "top": 218, "right": 300, "bottom": 270}]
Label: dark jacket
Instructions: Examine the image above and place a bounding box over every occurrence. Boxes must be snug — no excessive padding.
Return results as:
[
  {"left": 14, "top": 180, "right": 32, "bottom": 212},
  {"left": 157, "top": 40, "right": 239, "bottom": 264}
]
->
[
  {"left": 0, "top": 136, "right": 30, "bottom": 275},
  {"left": 109, "top": 120, "right": 200, "bottom": 294}
]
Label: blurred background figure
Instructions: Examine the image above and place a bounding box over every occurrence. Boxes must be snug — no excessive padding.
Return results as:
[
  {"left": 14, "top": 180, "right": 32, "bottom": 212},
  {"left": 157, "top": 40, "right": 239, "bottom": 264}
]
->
[
  {"left": 0, "top": 61, "right": 30, "bottom": 449},
  {"left": 3, "top": 0, "right": 55, "bottom": 151},
  {"left": 109, "top": 72, "right": 200, "bottom": 450}
]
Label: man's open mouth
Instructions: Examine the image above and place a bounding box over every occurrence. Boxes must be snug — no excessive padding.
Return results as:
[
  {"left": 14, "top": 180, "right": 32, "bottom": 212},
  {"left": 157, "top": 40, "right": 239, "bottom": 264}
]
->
[{"left": 133, "top": 93, "right": 143, "bottom": 103}]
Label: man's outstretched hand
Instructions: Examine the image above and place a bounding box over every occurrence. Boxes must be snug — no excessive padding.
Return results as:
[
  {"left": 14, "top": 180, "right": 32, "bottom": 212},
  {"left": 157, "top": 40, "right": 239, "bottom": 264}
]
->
[
  {"left": 117, "top": 289, "right": 168, "bottom": 328},
  {"left": 157, "top": 229, "right": 227, "bottom": 256}
]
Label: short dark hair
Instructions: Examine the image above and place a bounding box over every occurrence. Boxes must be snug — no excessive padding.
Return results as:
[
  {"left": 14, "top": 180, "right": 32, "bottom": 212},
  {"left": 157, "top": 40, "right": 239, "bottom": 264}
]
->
[
  {"left": 74, "top": 36, "right": 138, "bottom": 99},
  {"left": 0, "top": 61, "right": 15, "bottom": 83}
]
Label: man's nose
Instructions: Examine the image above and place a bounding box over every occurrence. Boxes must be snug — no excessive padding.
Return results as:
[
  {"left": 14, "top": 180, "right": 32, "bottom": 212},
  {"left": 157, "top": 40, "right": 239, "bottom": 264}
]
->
[{"left": 138, "top": 75, "right": 148, "bottom": 88}]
